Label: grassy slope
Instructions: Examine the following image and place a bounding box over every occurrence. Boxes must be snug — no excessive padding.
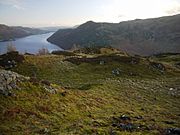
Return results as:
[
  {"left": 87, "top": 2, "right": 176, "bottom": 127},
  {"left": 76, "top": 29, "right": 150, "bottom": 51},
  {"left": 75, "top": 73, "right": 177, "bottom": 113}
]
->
[{"left": 0, "top": 54, "right": 180, "bottom": 134}]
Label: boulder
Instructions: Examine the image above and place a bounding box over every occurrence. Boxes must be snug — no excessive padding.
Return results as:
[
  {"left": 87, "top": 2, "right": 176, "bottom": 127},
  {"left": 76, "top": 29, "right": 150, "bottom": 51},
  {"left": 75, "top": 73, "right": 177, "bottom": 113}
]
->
[
  {"left": 120, "top": 115, "right": 131, "bottom": 121},
  {"left": 117, "top": 123, "right": 136, "bottom": 132},
  {"left": 100, "top": 60, "right": 105, "bottom": 65},
  {"left": 150, "top": 62, "right": 166, "bottom": 71},
  {"left": 112, "top": 68, "right": 122, "bottom": 76},
  {"left": 0, "top": 69, "right": 29, "bottom": 96},
  {"left": 165, "top": 128, "right": 180, "bottom": 135}
]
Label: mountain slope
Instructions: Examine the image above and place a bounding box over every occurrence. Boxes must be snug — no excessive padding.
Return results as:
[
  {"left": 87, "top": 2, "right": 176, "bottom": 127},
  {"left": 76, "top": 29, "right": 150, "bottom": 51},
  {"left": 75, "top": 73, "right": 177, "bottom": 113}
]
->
[
  {"left": 0, "top": 51, "right": 180, "bottom": 134},
  {"left": 48, "top": 14, "right": 180, "bottom": 55},
  {"left": 0, "top": 24, "right": 47, "bottom": 41}
]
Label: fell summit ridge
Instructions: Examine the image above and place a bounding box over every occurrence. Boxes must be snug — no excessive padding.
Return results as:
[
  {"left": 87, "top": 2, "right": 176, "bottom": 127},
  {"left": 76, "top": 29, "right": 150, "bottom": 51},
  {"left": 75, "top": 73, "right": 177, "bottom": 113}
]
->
[{"left": 48, "top": 14, "right": 180, "bottom": 55}]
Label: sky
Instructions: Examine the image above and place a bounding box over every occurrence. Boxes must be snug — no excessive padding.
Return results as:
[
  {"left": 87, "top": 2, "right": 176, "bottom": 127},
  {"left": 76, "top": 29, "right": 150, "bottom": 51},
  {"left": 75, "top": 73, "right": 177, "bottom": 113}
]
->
[{"left": 0, "top": 0, "right": 180, "bottom": 27}]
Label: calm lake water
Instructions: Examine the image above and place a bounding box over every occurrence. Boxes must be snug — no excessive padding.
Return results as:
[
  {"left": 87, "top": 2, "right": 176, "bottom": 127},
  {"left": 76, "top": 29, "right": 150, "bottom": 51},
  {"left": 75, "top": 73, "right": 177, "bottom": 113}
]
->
[{"left": 0, "top": 32, "right": 62, "bottom": 54}]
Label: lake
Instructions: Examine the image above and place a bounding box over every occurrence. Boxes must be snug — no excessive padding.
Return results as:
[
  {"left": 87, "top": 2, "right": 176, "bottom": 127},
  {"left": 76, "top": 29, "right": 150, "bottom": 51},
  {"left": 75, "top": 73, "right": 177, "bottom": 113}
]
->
[{"left": 0, "top": 32, "right": 62, "bottom": 54}]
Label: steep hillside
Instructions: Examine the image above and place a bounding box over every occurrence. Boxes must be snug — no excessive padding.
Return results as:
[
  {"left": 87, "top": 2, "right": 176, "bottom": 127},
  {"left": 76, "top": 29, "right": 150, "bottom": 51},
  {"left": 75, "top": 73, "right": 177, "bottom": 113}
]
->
[
  {"left": 0, "top": 50, "right": 180, "bottom": 134},
  {"left": 48, "top": 14, "right": 180, "bottom": 55},
  {"left": 0, "top": 24, "right": 47, "bottom": 41}
]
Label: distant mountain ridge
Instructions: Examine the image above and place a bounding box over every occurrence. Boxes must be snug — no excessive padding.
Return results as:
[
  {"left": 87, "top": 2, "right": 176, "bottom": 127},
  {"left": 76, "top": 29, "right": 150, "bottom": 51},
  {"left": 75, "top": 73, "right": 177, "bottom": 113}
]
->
[
  {"left": 40, "top": 26, "right": 71, "bottom": 32},
  {"left": 0, "top": 24, "right": 48, "bottom": 41},
  {"left": 48, "top": 14, "right": 180, "bottom": 55}
]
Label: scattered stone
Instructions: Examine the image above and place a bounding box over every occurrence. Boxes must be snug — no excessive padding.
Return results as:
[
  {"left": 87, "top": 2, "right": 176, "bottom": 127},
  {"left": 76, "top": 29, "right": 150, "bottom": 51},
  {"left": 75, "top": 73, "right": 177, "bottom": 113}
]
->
[
  {"left": 117, "top": 123, "right": 136, "bottom": 132},
  {"left": 120, "top": 115, "right": 131, "bottom": 121},
  {"left": 111, "top": 115, "right": 149, "bottom": 132},
  {"left": 149, "top": 62, "right": 166, "bottom": 72},
  {"left": 112, "top": 122, "right": 138, "bottom": 132},
  {"left": 112, "top": 115, "right": 132, "bottom": 123},
  {"left": 41, "top": 80, "right": 51, "bottom": 86},
  {"left": 44, "top": 128, "right": 49, "bottom": 133},
  {"left": 100, "top": 60, "right": 105, "bottom": 65},
  {"left": 112, "top": 68, "right": 122, "bottom": 76},
  {"left": 165, "top": 128, "right": 180, "bottom": 135},
  {"left": 43, "top": 85, "right": 58, "bottom": 94},
  {"left": 39, "top": 128, "right": 50, "bottom": 134},
  {"left": 129, "top": 72, "right": 138, "bottom": 76},
  {"left": 134, "top": 116, "right": 143, "bottom": 120},
  {"left": 0, "top": 51, "right": 25, "bottom": 69},
  {"left": 168, "top": 87, "right": 180, "bottom": 97},
  {"left": 0, "top": 69, "right": 29, "bottom": 96},
  {"left": 169, "top": 88, "right": 174, "bottom": 91}
]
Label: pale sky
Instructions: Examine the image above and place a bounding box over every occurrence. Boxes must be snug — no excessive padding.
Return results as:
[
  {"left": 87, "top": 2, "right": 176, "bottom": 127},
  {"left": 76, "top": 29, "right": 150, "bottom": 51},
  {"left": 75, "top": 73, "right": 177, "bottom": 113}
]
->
[{"left": 0, "top": 0, "right": 180, "bottom": 27}]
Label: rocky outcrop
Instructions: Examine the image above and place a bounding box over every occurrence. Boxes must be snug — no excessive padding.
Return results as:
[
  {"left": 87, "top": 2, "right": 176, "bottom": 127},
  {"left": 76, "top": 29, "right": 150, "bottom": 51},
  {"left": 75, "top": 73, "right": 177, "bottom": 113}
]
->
[
  {"left": 0, "top": 69, "right": 59, "bottom": 96},
  {"left": 0, "top": 51, "right": 25, "bottom": 69},
  {"left": 0, "top": 69, "right": 29, "bottom": 96}
]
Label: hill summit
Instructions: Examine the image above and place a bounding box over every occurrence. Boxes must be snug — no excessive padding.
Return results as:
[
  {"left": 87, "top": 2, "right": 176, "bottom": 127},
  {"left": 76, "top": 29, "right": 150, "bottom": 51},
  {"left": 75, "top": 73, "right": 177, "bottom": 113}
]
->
[{"left": 48, "top": 14, "right": 180, "bottom": 55}]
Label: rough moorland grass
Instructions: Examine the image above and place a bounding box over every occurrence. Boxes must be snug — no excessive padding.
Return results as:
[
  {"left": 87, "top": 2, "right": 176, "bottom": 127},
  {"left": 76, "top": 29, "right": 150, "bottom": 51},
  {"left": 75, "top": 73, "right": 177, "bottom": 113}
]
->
[
  {"left": 13, "top": 55, "right": 174, "bottom": 87},
  {"left": 0, "top": 54, "right": 180, "bottom": 134}
]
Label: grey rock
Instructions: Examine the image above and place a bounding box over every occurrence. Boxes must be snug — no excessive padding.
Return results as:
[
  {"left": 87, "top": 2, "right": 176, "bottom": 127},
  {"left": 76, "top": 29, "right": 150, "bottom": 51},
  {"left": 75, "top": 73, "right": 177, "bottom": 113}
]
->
[
  {"left": 118, "top": 123, "right": 136, "bottom": 131},
  {"left": 120, "top": 115, "right": 131, "bottom": 121},
  {"left": 112, "top": 68, "right": 122, "bottom": 76},
  {"left": 0, "top": 69, "right": 29, "bottom": 96},
  {"left": 100, "top": 61, "right": 105, "bottom": 65},
  {"left": 150, "top": 62, "right": 165, "bottom": 71},
  {"left": 112, "top": 123, "right": 137, "bottom": 132},
  {"left": 165, "top": 128, "right": 180, "bottom": 135},
  {"left": 43, "top": 85, "right": 57, "bottom": 94}
]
